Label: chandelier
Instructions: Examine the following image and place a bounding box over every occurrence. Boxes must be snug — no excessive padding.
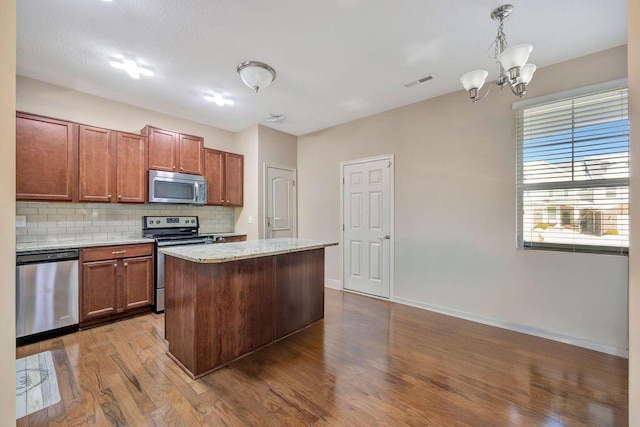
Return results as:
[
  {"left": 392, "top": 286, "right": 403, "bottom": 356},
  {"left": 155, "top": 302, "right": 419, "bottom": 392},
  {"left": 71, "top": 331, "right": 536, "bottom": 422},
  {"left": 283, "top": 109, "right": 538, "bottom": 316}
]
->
[{"left": 460, "top": 4, "right": 536, "bottom": 102}]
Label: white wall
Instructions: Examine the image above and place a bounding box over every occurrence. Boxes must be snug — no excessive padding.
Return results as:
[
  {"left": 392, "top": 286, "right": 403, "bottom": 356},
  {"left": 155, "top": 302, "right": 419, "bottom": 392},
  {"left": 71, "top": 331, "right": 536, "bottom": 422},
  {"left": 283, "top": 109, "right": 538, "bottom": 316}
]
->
[
  {"left": 298, "top": 46, "right": 629, "bottom": 354},
  {"left": 257, "top": 125, "right": 297, "bottom": 238},
  {"left": 233, "top": 125, "right": 259, "bottom": 239},
  {"left": 627, "top": 1, "right": 639, "bottom": 423},
  {"left": 17, "top": 76, "right": 237, "bottom": 152},
  {"left": 0, "top": 0, "right": 16, "bottom": 423}
]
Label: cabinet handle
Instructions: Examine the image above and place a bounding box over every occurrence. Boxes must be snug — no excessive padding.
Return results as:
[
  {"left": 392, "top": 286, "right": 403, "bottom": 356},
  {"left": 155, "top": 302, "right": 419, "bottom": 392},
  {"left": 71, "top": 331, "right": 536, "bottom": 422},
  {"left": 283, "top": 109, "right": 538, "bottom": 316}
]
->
[
  {"left": 113, "top": 263, "right": 117, "bottom": 268},
  {"left": 227, "top": 200, "right": 230, "bottom": 203},
  {"left": 124, "top": 262, "right": 129, "bottom": 267},
  {"left": 180, "top": 167, "right": 184, "bottom": 171},
  {"left": 117, "top": 194, "right": 122, "bottom": 200},
  {"left": 108, "top": 194, "right": 112, "bottom": 199},
  {"left": 112, "top": 250, "right": 127, "bottom": 255}
]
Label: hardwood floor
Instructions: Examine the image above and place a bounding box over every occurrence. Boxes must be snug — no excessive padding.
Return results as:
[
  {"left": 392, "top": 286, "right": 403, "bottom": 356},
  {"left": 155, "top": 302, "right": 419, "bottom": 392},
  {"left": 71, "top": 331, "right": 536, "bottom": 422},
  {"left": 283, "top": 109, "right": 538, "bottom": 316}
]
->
[{"left": 17, "top": 289, "right": 628, "bottom": 426}]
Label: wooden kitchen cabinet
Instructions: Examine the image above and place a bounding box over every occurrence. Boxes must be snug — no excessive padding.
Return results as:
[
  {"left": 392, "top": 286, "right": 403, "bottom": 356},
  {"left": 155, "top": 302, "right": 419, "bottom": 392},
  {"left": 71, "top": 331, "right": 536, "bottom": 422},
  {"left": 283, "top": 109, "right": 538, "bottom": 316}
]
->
[
  {"left": 222, "top": 235, "right": 247, "bottom": 243},
  {"left": 115, "top": 132, "right": 147, "bottom": 203},
  {"left": 79, "top": 126, "right": 146, "bottom": 203},
  {"left": 143, "top": 125, "right": 203, "bottom": 175},
  {"left": 204, "top": 148, "right": 244, "bottom": 207},
  {"left": 80, "top": 243, "right": 154, "bottom": 327},
  {"left": 16, "top": 112, "right": 78, "bottom": 202}
]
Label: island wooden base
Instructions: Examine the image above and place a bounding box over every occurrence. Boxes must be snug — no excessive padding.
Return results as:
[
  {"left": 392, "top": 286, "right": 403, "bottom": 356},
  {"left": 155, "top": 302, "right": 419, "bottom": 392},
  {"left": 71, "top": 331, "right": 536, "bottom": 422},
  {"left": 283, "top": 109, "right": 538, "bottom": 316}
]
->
[{"left": 164, "top": 248, "right": 325, "bottom": 379}]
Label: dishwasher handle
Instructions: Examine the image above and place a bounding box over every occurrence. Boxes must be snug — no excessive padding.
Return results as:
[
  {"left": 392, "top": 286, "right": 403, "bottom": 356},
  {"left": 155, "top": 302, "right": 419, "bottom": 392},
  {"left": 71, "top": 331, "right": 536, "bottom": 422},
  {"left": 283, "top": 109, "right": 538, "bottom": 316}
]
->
[{"left": 16, "top": 248, "right": 80, "bottom": 265}]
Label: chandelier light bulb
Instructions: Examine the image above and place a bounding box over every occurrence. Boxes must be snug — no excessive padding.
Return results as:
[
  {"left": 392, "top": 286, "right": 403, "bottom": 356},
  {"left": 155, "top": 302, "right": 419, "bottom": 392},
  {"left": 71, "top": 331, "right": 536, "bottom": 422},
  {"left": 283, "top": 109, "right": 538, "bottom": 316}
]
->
[
  {"left": 460, "top": 70, "right": 489, "bottom": 91},
  {"left": 497, "top": 44, "right": 533, "bottom": 72}
]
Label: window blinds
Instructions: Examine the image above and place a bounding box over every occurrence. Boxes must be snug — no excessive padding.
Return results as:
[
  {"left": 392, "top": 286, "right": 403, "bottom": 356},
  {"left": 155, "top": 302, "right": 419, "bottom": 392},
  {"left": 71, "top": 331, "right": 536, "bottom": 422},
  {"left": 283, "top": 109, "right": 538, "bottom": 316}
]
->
[{"left": 516, "top": 88, "right": 629, "bottom": 254}]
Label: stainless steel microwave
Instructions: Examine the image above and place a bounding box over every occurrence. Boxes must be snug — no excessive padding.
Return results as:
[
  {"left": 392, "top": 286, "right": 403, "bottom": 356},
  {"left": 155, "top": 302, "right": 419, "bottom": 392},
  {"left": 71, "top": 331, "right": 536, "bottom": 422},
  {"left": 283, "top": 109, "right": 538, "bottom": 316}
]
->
[{"left": 148, "top": 170, "right": 207, "bottom": 205}]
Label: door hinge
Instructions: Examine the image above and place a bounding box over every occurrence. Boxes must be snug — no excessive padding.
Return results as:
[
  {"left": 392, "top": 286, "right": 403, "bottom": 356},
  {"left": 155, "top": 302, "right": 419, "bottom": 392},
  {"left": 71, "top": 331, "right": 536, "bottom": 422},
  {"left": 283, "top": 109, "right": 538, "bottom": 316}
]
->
[
  {"left": 342, "top": 224, "right": 345, "bottom": 231},
  {"left": 388, "top": 160, "right": 392, "bottom": 168},
  {"left": 293, "top": 180, "right": 295, "bottom": 187},
  {"left": 342, "top": 177, "right": 345, "bottom": 184}
]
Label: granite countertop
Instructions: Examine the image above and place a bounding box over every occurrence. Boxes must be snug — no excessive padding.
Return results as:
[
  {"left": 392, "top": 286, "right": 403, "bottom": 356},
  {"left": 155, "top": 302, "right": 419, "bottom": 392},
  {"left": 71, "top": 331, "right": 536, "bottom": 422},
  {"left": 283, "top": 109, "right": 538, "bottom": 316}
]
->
[
  {"left": 16, "top": 237, "right": 156, "bottom": 253},
  {"left": 159, "top": 238, "right": 338, "bottom": 263},
  {"left": 16, "top": 232, "right": 247, "bottom": 253}
]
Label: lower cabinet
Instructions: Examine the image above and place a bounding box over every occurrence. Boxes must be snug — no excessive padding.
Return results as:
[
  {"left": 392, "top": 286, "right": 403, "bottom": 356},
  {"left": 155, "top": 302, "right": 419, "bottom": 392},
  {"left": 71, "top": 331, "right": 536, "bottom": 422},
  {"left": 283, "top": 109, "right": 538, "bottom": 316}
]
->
[
  {"left": 223, "top": 235, "right": 247, "bottom": 243},
  {"left": 80, "top": 243, "right": 154, "bottom": 327}
]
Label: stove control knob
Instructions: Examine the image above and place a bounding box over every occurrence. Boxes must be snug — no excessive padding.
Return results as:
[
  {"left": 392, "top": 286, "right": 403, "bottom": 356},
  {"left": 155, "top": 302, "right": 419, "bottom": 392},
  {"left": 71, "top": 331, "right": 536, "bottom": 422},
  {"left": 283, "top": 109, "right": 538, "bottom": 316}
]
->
[{"left": 156, "top": 220, "right": 161, "bottom": 224}]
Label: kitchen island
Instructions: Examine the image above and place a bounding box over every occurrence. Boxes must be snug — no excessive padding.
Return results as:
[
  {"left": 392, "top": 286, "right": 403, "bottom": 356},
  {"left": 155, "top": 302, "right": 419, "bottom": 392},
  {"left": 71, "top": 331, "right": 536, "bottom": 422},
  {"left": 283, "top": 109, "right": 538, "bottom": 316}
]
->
[{"left": 160, "top": 238, "right": 338, "bottom": 379}]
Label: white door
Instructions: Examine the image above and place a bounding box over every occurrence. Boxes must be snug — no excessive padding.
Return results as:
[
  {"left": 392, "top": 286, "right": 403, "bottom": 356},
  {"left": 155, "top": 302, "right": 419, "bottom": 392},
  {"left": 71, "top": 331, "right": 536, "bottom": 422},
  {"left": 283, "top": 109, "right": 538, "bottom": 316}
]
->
[
  {"left": 342, "top": 157, "right": 392, "bottom": 298},
  {"left": 265, "top": 164, "right": 297, "bottom": 239}
]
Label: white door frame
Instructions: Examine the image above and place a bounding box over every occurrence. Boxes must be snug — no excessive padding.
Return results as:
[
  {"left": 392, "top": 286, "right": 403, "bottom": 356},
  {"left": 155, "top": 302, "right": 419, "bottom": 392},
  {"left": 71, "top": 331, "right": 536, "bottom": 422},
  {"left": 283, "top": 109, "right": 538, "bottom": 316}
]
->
[
  {"left": 340, "top": 154, "right": 395, "bottom": 299},
  {"left": 263, "top": 162, "right": 297, "bottom": 239}
]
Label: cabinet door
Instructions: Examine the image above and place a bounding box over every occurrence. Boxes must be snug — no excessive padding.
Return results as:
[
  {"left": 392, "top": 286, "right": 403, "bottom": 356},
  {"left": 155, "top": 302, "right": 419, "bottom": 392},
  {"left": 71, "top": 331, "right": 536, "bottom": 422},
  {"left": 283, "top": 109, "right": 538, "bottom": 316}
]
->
[
  {"left": 122, "top": 256, "right": 154, "bottom": 310},
  {"left": 146, "top": 126, "right": 177, "bottom": 172},
  {"left": 79, "top": 125, "right": 115, "bottom": 203},
  {"left": 178, "top": 134, "right": 203, "bottom": 175},
  {"left": 16, "top": 113, "right": 78, "bottom": 201},
  {"left": 116, "top": 132, "right": 146, "bottom": 203},
  {"left": 225, "top": 153, "right": 244, "bottom": 207},
  {"left": 204, "top": 149, "right": 225, "bottom": 206},
  {"left": 81, "top": 260, "right": 118, "bottom": 321}
]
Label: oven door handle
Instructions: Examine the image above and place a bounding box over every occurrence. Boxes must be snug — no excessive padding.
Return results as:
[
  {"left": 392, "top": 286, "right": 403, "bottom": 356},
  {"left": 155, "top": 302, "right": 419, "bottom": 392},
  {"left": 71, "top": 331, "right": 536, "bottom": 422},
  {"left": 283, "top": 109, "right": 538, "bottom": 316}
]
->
[{"left": 157, "top": 239, "right": 210, "bottom": 247}]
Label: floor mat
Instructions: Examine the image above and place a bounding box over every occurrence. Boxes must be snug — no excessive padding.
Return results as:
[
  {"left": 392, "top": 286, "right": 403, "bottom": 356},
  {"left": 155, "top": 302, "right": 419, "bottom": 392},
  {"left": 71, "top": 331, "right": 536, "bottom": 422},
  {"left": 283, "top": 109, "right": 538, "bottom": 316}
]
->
[{"left": 15, "top": 351, "right": 60, "bottom": 419}]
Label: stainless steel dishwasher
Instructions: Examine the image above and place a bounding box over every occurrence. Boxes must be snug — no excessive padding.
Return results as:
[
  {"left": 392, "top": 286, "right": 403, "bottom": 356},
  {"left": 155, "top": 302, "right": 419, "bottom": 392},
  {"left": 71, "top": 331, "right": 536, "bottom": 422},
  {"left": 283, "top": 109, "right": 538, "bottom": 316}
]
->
[{"left": 16, "top": 248, "right": 80, "bottom": 344}]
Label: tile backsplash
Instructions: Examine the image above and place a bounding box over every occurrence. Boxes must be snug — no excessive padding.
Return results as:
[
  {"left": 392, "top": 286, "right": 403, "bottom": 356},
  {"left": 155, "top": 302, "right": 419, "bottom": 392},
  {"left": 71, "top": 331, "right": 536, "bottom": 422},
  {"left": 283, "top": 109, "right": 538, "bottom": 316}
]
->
[{"left": 16, "top": 202, "right": 235, "bottom": 244}]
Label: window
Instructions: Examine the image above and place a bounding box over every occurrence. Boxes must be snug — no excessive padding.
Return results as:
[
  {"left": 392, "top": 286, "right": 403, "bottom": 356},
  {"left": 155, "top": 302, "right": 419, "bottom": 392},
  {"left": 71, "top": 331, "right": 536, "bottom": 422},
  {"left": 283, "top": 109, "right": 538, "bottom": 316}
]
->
[{"left": 516, "top": 87, "right": 629, "bottom": 254}]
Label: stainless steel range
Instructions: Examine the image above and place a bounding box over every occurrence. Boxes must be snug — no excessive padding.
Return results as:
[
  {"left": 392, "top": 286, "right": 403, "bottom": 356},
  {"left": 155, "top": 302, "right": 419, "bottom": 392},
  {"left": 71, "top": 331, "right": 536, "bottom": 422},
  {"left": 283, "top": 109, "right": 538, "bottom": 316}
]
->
[{"left": 143, "top": 216, "right": 223, "bottom": 313}]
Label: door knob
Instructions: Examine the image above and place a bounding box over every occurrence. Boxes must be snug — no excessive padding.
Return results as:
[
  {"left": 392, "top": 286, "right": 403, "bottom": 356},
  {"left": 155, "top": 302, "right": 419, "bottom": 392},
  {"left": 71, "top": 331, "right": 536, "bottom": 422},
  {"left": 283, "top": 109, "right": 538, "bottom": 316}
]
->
[{"left": 378, "top": 235, "right": 391, "bottom": 241}]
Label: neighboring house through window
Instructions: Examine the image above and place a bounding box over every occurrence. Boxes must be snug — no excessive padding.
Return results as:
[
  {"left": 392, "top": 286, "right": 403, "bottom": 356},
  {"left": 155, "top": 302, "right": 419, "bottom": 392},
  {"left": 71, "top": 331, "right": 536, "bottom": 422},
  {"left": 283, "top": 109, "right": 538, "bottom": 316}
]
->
[{"left": 515, "top": 82, "right": 629, "bottom": 254}]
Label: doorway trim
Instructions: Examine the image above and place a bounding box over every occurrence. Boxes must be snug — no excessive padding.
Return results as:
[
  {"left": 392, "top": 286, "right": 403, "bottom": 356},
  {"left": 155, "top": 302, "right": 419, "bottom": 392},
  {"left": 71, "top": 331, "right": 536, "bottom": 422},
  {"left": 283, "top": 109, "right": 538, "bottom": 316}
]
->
[
  {"left": 340, "top": 154, "right": 395, "bottom": 299},
  {"left": 263, "top": 162, "right": 297, "bottom": 239}
]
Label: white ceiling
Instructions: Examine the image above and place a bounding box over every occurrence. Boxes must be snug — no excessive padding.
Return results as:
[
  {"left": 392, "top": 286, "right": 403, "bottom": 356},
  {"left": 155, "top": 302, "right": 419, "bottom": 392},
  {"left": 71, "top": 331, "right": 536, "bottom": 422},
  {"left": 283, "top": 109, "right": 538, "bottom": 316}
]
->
[{"left": 17, "top": 0, "right": 627, "bottom": 136}]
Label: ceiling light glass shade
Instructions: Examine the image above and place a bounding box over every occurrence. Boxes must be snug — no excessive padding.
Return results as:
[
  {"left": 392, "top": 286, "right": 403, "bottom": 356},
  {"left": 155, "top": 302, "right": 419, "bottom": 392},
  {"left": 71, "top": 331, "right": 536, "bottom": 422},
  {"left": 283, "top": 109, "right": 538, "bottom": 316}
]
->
[
  {"left": 460, "top": 70, "right": 489, "bottom": 91},
  {"left": 497, "top": 44, "right": 533, "bottom": 71},
  {"left": 517, "top": 63, "right": 537, "bottom": 84},
  {"left": 237, "top": 61, "right": 276, "bottom": 93}
]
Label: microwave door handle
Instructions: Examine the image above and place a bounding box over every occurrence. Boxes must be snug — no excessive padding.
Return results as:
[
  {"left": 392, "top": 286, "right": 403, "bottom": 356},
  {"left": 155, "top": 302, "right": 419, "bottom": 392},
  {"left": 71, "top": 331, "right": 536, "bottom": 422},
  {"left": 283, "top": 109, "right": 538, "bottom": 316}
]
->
[{"left": 194, "top": 182, "right": 199, "bottom": 200}]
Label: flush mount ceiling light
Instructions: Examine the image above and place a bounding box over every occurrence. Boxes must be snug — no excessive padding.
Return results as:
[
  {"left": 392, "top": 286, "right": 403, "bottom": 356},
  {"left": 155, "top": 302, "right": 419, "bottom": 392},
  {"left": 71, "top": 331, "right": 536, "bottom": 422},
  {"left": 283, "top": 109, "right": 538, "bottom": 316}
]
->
[
  {"left": 203, "top": 91, "right": 234, "bottom": 106},
  {"left": 109, "top": 58, "right": 153, "bottom": 79},
  {"left": 237, "top": 61, "right": 276, "bottom": 93},
  {"left": 460, "top": 4, "right": 536, "bottom": 102}
]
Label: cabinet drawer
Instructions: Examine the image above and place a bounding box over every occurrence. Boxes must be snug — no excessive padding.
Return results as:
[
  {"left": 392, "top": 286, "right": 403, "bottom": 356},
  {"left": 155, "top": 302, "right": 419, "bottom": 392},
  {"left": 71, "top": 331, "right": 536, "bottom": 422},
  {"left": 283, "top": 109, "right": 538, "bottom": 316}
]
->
[{"left": 82, "top": 243, "right": 153, "bottom": 262}]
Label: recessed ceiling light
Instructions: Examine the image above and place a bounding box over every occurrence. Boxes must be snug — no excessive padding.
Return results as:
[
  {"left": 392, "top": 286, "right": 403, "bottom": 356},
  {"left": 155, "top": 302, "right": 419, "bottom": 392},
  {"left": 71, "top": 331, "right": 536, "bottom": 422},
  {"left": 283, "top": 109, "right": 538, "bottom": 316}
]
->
[
  {"left": 109, "top": 58, "right": 153, "bottom": 79},
  {"left": 203, "top": 91, "right": 234, "bottom": 106}
]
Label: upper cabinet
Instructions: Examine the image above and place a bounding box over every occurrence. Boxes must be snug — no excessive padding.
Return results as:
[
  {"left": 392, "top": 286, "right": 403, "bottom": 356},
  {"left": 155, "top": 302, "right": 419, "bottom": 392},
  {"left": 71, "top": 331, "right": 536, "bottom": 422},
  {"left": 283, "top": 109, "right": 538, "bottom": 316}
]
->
[
  {"left": 115, "top": 132, "right": 147, "bottom": 203},
  {"left": 204, "top": 149, "right": 244, "bottom": 207},
  {"left": 78, "top": 125, "right": 146, "bottom": 203},
  {"left": 16, "top": 112, "right": 79, "bottom": 202},
  {"left": 143, "top": 125, "right": 203, "bottom": 175}
]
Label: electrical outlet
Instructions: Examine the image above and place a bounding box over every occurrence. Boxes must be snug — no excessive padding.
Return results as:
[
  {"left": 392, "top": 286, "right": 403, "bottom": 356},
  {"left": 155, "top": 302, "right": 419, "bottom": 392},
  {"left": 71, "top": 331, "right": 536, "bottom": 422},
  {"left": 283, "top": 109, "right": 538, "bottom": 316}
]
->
[
  {"left": 248, "top": 215, "right": 253, "bottom": 224},
  {"left": 16, "top": 215, "right": 27, "bottom": 228}
]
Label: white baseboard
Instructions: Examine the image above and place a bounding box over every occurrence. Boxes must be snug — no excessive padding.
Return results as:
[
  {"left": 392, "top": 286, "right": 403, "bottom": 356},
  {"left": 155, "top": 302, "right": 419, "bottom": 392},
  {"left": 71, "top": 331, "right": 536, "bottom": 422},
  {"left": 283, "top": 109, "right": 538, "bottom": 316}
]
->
[
  {"left": 393, "top": 296, "right": 628, "bottom": 358},
  {"left": 324, "top": 278, "right": 342, "bottom": 290}
]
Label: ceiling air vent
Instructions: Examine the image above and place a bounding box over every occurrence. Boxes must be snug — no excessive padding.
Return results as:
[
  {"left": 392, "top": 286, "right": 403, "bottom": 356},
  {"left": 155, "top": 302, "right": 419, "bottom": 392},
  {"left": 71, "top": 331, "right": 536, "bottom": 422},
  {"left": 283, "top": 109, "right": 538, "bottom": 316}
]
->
[
  {"left": 265, "top": 114, "right": 285, "bottom": 123},
  {"left": 403, "top": 74, "right": 434, "bottom": 88}
]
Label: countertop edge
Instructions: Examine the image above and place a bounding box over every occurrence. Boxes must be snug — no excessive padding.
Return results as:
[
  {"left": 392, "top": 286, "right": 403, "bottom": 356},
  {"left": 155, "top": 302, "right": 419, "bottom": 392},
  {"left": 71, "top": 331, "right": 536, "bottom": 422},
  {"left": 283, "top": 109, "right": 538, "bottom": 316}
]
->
[
  {"left": 17, "top": 238, "right": 156, "bottom": 252},
  {"left": 160, "top": 240, "right": 338, "bottom": 264}
]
